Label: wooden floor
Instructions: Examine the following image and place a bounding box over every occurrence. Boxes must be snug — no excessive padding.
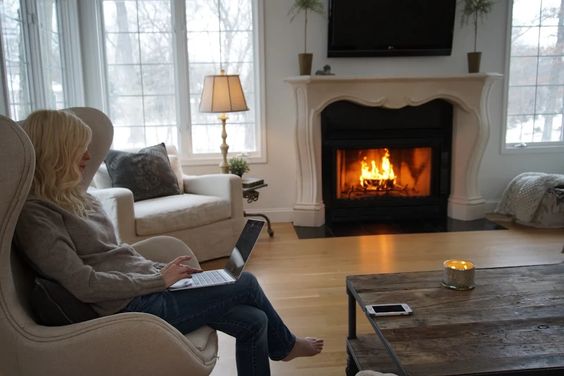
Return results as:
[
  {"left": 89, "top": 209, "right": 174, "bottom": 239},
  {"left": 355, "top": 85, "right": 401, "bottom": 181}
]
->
[{"left": 202, "top": 220, "right": 564, "bottom": 376}]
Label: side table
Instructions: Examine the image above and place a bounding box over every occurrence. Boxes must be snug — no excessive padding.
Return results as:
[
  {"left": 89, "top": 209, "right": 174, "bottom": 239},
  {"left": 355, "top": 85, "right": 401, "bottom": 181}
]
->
[{"left": 242, "top": 181, "right": 274, "bottom": 237}]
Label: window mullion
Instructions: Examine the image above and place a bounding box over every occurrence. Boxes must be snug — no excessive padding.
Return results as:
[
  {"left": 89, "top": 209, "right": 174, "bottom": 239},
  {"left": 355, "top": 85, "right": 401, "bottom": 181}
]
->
[
  {"left": 253, "top": 0, "right": 266, "bottom": 163},
  {"left": 23, "top": 0, "right": 46, "bottom": 109},
  {"left": 173, "top": 0, "right": 191, "bottom": 157},
  {"left": 58, "top": 0, "right": 84, "bottom": 106},
  {"left": 0, "top": 24, "right": 10, "bottom": 115},
  {"left": 76, "top": 0, "right": 107, "bottom": 111}
]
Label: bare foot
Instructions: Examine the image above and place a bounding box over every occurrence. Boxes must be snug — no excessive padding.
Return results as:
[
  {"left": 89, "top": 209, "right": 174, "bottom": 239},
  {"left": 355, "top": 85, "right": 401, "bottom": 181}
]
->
[{"left": 282, "top": 337, "right": 324, "bottom": 361}]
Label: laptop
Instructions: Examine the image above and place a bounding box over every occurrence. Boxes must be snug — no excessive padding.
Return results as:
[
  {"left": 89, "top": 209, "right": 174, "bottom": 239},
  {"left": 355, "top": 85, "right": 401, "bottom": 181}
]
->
[{"left": 168, "top": 219, "right": 265, "bottom": 290}]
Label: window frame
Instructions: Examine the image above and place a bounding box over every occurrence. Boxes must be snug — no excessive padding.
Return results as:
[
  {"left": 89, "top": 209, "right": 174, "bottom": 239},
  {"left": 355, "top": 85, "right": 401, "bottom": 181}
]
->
[
  {"left": 87, "top": 0, "right": 266, "bottom": 166},
  {"left": 502, "top": 0, "right": 564, "bottom": 154},
  {"left": 0, "top": 0, "right": 84, "bottom": 119}
]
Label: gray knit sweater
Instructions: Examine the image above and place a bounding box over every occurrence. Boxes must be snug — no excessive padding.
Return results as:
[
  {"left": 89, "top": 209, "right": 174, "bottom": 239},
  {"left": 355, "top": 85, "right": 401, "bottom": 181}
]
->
[{"left": 15, "top": 196, "right": 166, "bottom": 316}]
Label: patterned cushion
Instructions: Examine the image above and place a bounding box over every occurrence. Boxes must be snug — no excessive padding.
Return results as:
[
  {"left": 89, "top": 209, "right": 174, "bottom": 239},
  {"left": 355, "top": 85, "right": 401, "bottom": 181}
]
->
[{"left": 104, "top": 143, "right": 181, "bottom": 201}]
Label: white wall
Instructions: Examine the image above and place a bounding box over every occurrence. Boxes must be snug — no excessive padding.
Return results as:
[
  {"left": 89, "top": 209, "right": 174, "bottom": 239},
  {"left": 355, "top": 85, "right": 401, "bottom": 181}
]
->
[{"left": 189, "top": 0, "right": 564, "bottom": 223}]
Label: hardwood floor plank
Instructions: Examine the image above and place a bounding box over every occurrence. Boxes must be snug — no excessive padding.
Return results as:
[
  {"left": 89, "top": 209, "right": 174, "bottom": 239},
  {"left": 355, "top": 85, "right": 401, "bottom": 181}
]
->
[{"left": 205, "top": 222, "right": 564, "bottom": 375}]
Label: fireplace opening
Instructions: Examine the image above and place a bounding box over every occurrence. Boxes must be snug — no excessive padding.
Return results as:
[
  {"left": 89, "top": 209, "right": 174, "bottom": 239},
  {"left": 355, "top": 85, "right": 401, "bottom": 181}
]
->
[
  {"left": 322, "top": 99, "right": 452, "bottom": 224},
  {"left": 337, "top": 146, "right": 432, "bottom": 200}
]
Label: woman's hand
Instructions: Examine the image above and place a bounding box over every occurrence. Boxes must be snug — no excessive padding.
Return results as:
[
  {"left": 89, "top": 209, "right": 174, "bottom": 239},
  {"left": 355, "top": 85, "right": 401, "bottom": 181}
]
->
[{"left": 160, "top": 255, "right": 203, "bottom": 287}]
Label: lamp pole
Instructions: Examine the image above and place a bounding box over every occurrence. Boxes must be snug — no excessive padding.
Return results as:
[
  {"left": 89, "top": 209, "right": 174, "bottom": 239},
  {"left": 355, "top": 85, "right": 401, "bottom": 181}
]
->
[{"left": 219, "top": 113, "right": 229, "bottom": 173}]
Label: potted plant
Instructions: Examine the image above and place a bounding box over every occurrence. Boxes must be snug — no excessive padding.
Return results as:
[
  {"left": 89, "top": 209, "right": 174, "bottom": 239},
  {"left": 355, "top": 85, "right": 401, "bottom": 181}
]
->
[
  {"left": 460, "top": 0, "right": 494, "bottom": 73},
  {"left": 288, "top": 0, "right": 324, "bottom": 76},
  {"left": 228, "top": 155, "right": 250, "bottom": 177}
]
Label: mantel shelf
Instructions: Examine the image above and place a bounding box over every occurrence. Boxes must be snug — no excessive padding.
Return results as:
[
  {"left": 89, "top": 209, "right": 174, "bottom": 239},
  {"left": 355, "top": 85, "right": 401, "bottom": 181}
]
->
[{"left": 285, "top": 73, "right": 503, "bottom": 84}]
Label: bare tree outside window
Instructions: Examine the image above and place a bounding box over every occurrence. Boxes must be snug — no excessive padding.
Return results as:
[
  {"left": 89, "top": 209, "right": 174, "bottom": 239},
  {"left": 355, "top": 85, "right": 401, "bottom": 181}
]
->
[{"left": 507, "top": 0, "right": 564, "bottom": 147}]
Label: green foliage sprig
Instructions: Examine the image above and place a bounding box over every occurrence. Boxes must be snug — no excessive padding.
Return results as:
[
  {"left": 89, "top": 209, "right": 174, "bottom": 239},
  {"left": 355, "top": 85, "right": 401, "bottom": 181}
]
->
[
  {"left": 288, "top": 0, "right": 324, "bottom": 54},
  {"left": 460, "top": 0, "right": 495, "bottom": 52},
  {"left": 228, "top": 156, "right": 250, "bottom": 177}
]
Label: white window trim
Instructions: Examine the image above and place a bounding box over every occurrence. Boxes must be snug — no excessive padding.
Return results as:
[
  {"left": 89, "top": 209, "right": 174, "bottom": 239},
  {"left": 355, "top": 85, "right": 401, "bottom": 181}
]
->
[
  {"left": 501, "top": 0, "right": 564, "bottom": 154},
  {"left": 254, "top": 0, "right": 267, "bottom": 164},
  {"left": 174, "top": 0, "right": 191, "bottom": 164},
  {"left": 78, "top": 0, "right": 106, "bottom": 110},
  {"left": 58, "top": 0, "right": 84, "bottom": 106},
  {"left": 24, "top": 0, "right": 46, "bottom": 108},
  {"left": 0, "top": 21, "right": 10, "bottom": 115}
]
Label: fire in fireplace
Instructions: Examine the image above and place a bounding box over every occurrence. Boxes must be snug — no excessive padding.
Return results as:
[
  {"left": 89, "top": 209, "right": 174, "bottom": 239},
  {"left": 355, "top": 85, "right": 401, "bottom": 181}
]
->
[
  {"left": 337, "top": 147, "right": 432, "bottom": 200},
  {"left": 322, "top": 99, "right": 452, "bottom": 224}
]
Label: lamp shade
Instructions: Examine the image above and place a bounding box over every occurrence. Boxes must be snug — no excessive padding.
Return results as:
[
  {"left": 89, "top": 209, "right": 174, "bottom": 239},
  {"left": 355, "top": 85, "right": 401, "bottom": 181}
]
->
[{"left": 199, "top": 73, "right": 248, "bottom": 113}]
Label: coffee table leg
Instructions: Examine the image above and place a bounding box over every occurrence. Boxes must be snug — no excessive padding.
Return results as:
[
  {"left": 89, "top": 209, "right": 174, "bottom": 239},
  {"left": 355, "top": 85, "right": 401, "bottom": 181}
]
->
[
  {"left": 348, "top": 288, "right": 356, "bottom": 339},
  {"left": 346, "top": 349, "right": 359, "bottom": 376},
  {"left": 346, "top": 286, "right": 360, "bottom": 375}
]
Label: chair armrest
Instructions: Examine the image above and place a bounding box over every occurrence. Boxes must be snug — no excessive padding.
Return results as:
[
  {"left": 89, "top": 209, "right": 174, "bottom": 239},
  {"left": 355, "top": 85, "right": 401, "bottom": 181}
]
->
[
  {"left": 183, "top": 174, "right": 244, "bottom": 219},
  {"left": 88, "top": 187, "right": 137, "bottom": 243},
  {"left": 132, "top": 236, "right": 201, "bottom": 269},
  {"left": 26, "top": 312, "right": 217, "bottom": 376}
]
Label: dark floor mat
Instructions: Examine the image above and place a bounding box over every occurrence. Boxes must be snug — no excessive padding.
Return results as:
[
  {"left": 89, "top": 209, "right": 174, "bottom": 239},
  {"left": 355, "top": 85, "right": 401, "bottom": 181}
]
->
[{"left": 293, "top": 218, "right": 506, "bottom": 239}]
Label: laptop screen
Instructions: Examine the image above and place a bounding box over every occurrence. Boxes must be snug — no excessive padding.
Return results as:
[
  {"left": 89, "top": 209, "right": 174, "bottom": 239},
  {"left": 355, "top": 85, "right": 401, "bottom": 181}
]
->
[{"left": 224, "top": 219, "right": 265, "bottom": 278}]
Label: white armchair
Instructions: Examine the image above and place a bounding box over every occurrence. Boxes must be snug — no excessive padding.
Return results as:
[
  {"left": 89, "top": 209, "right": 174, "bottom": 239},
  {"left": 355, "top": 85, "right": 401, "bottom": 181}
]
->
[
  {"left": 0, "top": 111, "right": 218, "bottom": 376},
  {"left": 81, "top": 109, "right": 245, "bottom": 262}
]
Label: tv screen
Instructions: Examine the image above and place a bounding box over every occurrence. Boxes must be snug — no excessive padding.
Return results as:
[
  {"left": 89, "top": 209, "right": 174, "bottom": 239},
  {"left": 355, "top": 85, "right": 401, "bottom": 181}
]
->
[{"left": 328, "top": 0, "right": 456, "bottom": 57}]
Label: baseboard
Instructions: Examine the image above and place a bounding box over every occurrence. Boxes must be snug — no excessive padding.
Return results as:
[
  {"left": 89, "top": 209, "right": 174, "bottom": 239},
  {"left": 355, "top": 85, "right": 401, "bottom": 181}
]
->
[
  {"left": 244, "top": 207, "right": 294, "bottom": 223},
  {"left": 483, "top": 200, "right": 499, "bottom": 214}
]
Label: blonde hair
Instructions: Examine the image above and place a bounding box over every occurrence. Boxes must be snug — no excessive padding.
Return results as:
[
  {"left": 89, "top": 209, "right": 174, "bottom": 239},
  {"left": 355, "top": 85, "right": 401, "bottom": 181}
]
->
[{"left": 23, "top": 110, "right": 93, "bottom": 217}]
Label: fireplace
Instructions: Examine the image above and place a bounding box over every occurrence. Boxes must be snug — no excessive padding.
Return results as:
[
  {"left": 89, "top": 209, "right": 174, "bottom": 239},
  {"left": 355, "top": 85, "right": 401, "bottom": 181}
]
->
[
  {"left": 286, "top": 74, "right": 501, "bottom": 226},
  {"left": 322, "top": 100, "right": 452, "bottom": 224}
]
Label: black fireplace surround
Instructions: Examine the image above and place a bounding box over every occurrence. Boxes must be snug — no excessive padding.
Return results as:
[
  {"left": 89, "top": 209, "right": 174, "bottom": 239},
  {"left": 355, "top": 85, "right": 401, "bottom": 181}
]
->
[{"left": 321, "top": 99, "right": 453, "bottom": 224}]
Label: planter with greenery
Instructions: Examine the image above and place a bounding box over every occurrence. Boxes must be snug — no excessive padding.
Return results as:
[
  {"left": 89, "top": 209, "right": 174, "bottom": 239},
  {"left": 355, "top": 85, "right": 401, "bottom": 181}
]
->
[
  {"left": 460, "top": 0, "right": 494, "bottom": 73},
  {"left": 228, "top": 156, "right": 250, "bottom": 177},
  {"left": 288, "top": 0, "right": 324, "bottom": 75}
]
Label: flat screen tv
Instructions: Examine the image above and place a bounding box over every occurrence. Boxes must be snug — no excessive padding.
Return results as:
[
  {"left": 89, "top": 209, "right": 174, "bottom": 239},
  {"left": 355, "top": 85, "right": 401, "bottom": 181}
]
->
[{"left": 327, "top": 0, "right": 457, "bottom": 57}]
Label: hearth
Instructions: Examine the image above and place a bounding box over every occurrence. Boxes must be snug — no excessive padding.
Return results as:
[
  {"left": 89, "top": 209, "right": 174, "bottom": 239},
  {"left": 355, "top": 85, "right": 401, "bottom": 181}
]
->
[{"left": 322, "top": 100, "right": 452, "bottom": 224}]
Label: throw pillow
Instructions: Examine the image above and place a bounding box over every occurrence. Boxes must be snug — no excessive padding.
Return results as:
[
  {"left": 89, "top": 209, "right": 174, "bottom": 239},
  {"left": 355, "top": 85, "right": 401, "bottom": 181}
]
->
[
  {"left": 104, "top": 143, "right": 181, "bottom": 201},
  {"left": 30, "top": 277, "right": 99, "bottom": 326}
]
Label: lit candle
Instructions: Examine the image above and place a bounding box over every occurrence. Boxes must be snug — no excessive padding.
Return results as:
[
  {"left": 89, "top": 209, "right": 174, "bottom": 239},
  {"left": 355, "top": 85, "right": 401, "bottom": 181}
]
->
[{"left": 442, "top": 259, "right": 475, "bottom": 290}]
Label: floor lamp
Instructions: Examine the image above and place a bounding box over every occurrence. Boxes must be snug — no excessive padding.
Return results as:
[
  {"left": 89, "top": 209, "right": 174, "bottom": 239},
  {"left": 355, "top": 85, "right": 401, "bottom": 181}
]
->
[{"left": 199, "top": 70, "right": 249, "bottom": 174}]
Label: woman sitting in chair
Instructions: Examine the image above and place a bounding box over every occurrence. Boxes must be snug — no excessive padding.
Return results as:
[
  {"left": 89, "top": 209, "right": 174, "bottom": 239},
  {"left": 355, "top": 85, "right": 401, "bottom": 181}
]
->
[{"left": 15, "top": 109, "right": 323, "bottom": 375}]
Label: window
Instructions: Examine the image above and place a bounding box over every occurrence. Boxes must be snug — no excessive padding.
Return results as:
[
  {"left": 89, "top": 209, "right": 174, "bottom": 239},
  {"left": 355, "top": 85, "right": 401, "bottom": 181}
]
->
[
  {"left": 505, "top": 0, "right": 564, "bottom": 149},
  {"left": 1, "top": 0, "right": 33, "bottom": 119},
  {"left": 101, "top": 0, "right": 177, "bottom": 149},
  {"left": 0, "top": 0, "right": 81, "bottom": 120},
  {"left": 186, "top": 0, "right": 257, "bottom": 155},
  {"left": 99, "top": 0, "right": 263, "bottom": 161}
]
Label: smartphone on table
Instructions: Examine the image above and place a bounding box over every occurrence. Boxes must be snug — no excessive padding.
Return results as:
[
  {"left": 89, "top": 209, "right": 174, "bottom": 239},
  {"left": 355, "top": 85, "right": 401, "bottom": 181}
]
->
[{"left": 365, "top": 303, "right": 412, "bottom": 317}]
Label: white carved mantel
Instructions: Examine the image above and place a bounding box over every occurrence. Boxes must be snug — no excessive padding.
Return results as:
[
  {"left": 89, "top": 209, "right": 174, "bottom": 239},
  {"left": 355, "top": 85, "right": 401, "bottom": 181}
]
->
[{"left": 286, "top": 73, "right": 502, "bottom": 227}]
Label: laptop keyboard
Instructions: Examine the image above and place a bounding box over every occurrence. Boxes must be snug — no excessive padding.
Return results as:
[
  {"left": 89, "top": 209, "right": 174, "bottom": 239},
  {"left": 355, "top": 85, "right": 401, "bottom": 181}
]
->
[{"left": 192, "top": 270, "right": 232, "bottom": 287}]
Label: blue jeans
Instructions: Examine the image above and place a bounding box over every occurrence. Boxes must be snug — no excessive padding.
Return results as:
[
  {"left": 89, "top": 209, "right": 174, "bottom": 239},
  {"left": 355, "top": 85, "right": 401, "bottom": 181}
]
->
[{"left": 123, "top": 272, "right": 296, "bottom": 375}]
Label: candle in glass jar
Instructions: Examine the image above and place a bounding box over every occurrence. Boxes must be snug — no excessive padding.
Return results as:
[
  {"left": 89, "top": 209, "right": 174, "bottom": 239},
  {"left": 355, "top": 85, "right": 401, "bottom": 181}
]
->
[{"left": 442, "top": 259, "right": 475, "bottom": 290}]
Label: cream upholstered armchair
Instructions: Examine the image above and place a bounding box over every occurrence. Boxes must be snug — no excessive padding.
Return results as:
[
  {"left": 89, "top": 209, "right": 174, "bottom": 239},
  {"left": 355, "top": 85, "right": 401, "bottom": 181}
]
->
[
  {"left": 0, "top": 110, "right": 217, "bottom": 376},
  {"left": 85, "top": 109, "right": 245, "bottom": 262}
]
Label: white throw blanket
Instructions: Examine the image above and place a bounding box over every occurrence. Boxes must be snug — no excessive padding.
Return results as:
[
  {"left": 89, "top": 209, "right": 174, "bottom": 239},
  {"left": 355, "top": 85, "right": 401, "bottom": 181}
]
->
[{"left": 495, "top": 172, "right": 564, "bottom": 226}]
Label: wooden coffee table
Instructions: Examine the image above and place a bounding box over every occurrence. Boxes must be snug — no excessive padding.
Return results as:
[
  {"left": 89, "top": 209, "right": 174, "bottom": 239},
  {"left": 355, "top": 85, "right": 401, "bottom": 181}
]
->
[{"left": 346, "top": 263, "right": 564, "bottom": 376}]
